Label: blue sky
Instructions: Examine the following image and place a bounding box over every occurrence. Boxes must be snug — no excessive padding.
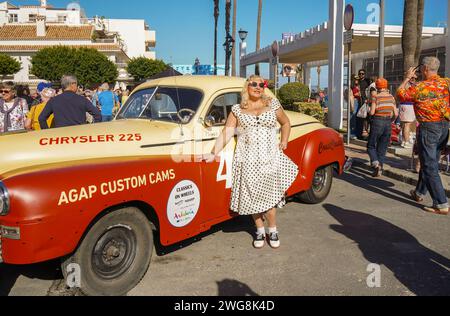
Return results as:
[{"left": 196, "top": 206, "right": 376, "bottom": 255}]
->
[{"left": 15, "top": 0, "right": 449, "bottom": 83}]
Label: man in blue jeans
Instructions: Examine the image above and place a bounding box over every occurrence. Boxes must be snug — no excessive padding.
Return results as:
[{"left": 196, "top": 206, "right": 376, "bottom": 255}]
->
[
  {"left": 98, "top": 83, "right": 119, "bottom": 122},
  {"left": 397, "top": 57, "right": 450, "bottom": 215}
]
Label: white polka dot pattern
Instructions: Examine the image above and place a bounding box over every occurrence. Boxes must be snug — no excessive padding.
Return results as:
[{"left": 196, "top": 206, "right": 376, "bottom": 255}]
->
[{"left": 230, "top": 99, "right": 299, "bottom": 215}]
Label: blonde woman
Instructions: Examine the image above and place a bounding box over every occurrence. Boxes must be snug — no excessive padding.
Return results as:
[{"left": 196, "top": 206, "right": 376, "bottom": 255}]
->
[
  {"left": 205, "top": 75, "right": 299, "bottom": 249},
  {"left": 25, "top": 88, "right": 56, "bottom": 131}
]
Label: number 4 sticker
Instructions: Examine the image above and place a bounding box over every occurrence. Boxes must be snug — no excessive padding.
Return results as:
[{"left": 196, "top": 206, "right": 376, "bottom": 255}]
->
[{"left": 217, "top": 151, "right": 233, "bottom": 189}]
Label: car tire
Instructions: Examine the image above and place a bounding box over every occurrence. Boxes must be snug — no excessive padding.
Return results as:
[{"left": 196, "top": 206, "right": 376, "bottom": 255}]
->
[
  {"left": 61, "top": 207, "right": 153, "bottom": 296},
  {"left": 297, "top": 165, "right": 333, "bottom": 204}
]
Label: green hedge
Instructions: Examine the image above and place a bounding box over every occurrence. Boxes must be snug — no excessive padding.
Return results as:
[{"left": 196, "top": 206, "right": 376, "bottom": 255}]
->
[
  {"left": 278, "top": 82, "right": 310, "bottom": 107},
  {"left": 292, "top": 102, "right": 326, "bottom": 125}
]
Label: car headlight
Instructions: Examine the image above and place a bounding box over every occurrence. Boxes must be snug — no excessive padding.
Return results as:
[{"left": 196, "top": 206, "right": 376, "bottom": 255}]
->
[{"left": 0, "top": 181, "right": 10, "bottom": 216}]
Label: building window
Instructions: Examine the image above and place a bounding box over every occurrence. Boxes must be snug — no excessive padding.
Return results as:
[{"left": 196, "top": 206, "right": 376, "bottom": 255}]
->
[
  {"left": 8, "top": 14, "right": 18, "bottom": 23},
  {"left": 29, "top": 14, "right": 37, "bottom": 23},
  {"left": 57, "top": 15, "right": 67, "bottom": 23}
]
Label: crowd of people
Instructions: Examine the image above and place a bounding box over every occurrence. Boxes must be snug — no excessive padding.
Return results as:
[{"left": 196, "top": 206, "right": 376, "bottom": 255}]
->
[
  {"left": 0, "top": 74, "right": 132, "bottom": 134},
  {"left": 349, "top": 56, "right": 449, "bottom": 215}
]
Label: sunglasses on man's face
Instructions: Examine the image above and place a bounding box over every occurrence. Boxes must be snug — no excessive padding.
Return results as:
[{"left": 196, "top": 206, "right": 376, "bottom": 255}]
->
[
  {"left": 249, "top": 82, "right": 265, "bottom": 88},
  {"left": 0, "top": 90, "right": 12, "bottom": 94},
  {"left": 359, "top": 73, "right": 365, "bottom": 76}
]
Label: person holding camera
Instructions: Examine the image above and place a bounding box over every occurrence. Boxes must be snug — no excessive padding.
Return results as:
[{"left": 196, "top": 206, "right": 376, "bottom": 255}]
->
[{"left": 397, "top": 57, "right": 450, "bottom": 216}]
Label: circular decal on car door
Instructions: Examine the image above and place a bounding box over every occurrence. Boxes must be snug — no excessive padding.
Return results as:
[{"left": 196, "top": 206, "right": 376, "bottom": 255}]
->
[{"left": 167, "top": 180, "right": 200, "bottom": 227}]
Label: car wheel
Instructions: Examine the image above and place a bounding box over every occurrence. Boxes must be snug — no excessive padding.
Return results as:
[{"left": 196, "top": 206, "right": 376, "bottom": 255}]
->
[
  {"left": 61, "top": 207, "right": 153, "bottom": 296},
  {"left": 297, "top": 165, "right": 333, "bottom": 204}
]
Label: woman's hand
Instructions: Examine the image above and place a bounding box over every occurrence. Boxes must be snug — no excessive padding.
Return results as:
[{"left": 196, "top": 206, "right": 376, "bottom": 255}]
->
[
  {"left": 279, "top": 142, "right": 288, "bottom": 151},
  {"left": 202, "top": 153, "right": 217, "bottom": 163}
]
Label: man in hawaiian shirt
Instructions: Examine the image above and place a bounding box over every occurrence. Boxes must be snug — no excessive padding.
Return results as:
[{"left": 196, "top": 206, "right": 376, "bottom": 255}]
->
[{"left": 397, "top": 56, "right": 450, "bottom": 216}]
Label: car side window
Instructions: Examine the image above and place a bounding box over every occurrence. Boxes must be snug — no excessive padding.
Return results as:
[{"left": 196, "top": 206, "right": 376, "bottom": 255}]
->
[{"left": 207, "top": 93, "right": 241, "bottom": 126}]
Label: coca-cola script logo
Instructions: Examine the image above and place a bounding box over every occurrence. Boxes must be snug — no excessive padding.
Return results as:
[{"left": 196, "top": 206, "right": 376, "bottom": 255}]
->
[{"left": 319, "top": 139, "right": 344, "bottom": 154}]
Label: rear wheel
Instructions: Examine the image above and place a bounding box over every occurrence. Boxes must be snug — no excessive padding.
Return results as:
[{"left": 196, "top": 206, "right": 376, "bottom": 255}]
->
[
  {"left": 297, "top": 165, "right": 333, "bottom": 204},
  {"left": 61, "top": 207, "right": 153, "bottom": 296}
]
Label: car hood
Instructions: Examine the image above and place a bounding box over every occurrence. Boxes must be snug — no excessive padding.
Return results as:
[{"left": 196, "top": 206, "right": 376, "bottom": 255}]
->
[{"left": 0, "top": 119, "right": 182, "bottom": 178}]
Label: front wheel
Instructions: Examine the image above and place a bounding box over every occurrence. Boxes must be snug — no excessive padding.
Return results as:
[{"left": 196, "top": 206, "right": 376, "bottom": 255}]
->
[
  {"left": 61, "top": 207, "right": 154, "bottom": 296},
  {"left": 297, "top": 165, "right": 333, "bottom": 204}
]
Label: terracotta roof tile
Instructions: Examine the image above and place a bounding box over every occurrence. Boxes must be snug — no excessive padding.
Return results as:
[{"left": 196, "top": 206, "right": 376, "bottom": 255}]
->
[
  {"left": 0, "top": 24, "right": 94, "bottom": 40},
  {"left": 0, "top": 44, "right": 122, "bottom": 52}
]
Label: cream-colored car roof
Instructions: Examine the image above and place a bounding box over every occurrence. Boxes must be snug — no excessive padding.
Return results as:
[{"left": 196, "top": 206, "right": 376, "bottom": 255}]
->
[{"left": 136, "top": 76, "right": 247, "bottom": 93}]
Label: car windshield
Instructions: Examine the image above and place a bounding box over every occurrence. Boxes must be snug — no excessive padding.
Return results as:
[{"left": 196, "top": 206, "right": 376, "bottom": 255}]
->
[{"left": 116, "top": 86, "right": 203, "bottom": 124}]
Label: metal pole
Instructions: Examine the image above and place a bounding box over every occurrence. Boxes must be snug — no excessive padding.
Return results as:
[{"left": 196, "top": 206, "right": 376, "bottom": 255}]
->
[
  {"left": 378, "top": 0, "right": 385, "bottom": 78},
  {"left": 347, "top": 42, "right": 352, "bottom": 145}
]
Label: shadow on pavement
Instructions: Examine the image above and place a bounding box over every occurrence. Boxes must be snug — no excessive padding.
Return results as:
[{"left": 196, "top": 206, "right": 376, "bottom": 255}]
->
[
  {"left": 323, "top": 203, "right": 450, "bottom": 296},
  {"left": 0, "top": 260, "right": 61, "bottom": 296},
  {"left": 216, "top": 279, "right": 260, "bottom": 296},
  {"left": 341, "top": 165, "right": 424, "bottom": 209},
  {"left": 154, "top": 215, "right": 255, "bottom": 256}
]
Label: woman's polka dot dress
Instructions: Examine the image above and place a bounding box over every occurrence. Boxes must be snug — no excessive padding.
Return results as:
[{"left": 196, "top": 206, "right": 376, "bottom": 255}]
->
[{"left": 230, "top": 99, "right": 299, "bottom": 216}]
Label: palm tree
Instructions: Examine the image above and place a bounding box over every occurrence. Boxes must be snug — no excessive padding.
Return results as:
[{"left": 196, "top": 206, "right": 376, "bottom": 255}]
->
[
  {"left": 402, "top": 0, "right": 425, "bottom": 72},
  {"left": 214, "top": 0, "right": 219, "bottom": 75},
  {"left": 231, "top": 0, "right": 237, "bottom": 76},
  {"left": 225, "top": 0, "right": 231, "bottom": 76},
  {"left": 255, "top": 0, "right": 263, "bottom": 76}
]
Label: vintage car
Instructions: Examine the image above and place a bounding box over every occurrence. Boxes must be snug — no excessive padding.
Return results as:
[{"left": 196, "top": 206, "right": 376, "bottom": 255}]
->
[{"left": 0, "top": 76, "right": 345, "bottom": 295}]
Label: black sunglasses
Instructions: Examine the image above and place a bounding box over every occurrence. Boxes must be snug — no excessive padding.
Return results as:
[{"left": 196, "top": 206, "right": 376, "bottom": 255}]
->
[
  {"left": 0, "top": 89, "right": 12, "bottom": 94},
  {"left": 249, "top": 82, "right": 265, "bottom": 88},
  {"left": 358, "top": 72, "right": 365, "bottom": 76}
]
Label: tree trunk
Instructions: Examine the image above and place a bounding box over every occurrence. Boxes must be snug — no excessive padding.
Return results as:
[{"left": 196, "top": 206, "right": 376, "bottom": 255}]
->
[
  {"left": 214, "top": 0, "right": 219, "bottom": 75},
  {"left": 255, "top": 0, "right": 262, "bottom": 76},
  {"left": 415, "top": 0, "right": 425, "bottom": 65},
  {"left": 402, "top": 0, "right": 424, "bottom": 73},
  {"left": 231, "top": 0, "right": 237, "bottom": 76}
]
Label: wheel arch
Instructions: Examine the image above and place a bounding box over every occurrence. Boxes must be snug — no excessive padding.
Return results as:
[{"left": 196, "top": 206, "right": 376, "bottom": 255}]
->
[{"left": 68, "top": 200, "right": 161, "bottom": 258}]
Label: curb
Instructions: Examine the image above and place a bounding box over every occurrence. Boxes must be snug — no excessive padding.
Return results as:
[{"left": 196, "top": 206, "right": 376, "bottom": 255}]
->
[{"left": 350, "top": 158, "right": 450, "bottom": 198}]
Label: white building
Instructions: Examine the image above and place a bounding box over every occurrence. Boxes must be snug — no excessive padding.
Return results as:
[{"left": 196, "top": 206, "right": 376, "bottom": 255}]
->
[{"left": 0, "top": 0, "right": 157, "bottom": 84}]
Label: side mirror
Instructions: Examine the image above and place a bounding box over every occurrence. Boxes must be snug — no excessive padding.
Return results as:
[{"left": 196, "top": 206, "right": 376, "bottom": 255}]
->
[{"left": 204, "top": 115, "right": 216, "bottom": 128}]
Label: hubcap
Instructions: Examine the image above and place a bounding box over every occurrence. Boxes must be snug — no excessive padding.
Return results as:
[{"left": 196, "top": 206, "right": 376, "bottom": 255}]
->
[
  {"left": 92, "top": 227, "right": 136, "bottom": 280},
  {"left": 312, "top": 169, "right": 327, "bottom": 192}
]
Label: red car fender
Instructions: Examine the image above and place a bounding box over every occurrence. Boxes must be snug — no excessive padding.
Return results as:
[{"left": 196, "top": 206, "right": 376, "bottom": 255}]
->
[{"left": 298, "top": 128, "right": 345, "bottom": 189}]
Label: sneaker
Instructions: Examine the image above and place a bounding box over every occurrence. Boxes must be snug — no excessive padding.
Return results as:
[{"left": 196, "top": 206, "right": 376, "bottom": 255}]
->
[
  {"left": 372, "top": 165, "right": 382, "bottom": 178},
  {"left": 268, "top": 232, "right": 280, "bottom": 249},
  {"left": 253, "top": 233, "right": 265, "bottom": 249},
  {"left": 410, "top": 190, "right": 424, "bottom": 203},
  {"left": 403, "top": 143, "right": 412, "bottom": 149}
]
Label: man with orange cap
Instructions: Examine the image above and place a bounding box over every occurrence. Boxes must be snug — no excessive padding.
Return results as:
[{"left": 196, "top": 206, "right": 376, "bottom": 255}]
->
[{"left": 367, "top": 78, "right": 398, "bottom": 177}]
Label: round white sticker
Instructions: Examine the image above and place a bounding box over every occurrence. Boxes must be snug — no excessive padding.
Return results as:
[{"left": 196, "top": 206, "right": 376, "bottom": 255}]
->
[{"left": 167, "top": 180, "right": 200, "bottom": 227}]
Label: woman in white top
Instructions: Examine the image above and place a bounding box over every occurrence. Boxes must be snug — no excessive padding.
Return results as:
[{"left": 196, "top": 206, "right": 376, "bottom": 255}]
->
[{"left": 0, "top": 81, "right": 28, "bottom": 134}]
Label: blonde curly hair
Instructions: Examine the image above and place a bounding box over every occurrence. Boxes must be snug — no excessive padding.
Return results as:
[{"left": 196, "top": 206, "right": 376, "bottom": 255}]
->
[{"left": 240, "top": 75, "right": 271, "bottom": 109}]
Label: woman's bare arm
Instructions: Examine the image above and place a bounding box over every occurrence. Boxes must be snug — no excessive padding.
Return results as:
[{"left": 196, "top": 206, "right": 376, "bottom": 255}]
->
[{"left": 276, "top": 108, "right": 291, "bottom": 150}]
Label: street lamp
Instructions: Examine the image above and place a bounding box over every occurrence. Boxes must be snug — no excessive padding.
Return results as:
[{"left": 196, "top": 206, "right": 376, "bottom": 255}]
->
[
  {"left": 238, "top": 28, "right": 248, "bottom": 42},
  {"left": 223, "top": 33, "right": 235, "bottom": 76}
]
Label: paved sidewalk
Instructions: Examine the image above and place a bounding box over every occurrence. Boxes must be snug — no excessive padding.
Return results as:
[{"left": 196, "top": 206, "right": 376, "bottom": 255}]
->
[{"left": 345, "top": 141, "right": 450, "bottom": 198}]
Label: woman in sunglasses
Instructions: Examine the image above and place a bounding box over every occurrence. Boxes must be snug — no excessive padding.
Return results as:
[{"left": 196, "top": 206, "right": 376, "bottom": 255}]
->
[
  {"left": 205, "top": 75, "right": 298, "bottom": 249},
  {"left": 0, "top": 81, "right": 29, "bottom": 134}
]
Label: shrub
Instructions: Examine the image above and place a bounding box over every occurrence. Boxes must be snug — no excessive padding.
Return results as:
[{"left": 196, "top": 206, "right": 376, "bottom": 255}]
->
[
  {"left": 292, "top": 102, "right": 326, "bottom": 125},
  {"left": 278, "top": 82, "right": 310, "bottom": 108},
  {"left": 126, "top": 57, "right": 167, "bottom": 82},
  {"left": 0, "top": 53, "right": 21, "bottom": 80},
  {"left": 31, "top": 46, "right": 118, "bottom": 86}
]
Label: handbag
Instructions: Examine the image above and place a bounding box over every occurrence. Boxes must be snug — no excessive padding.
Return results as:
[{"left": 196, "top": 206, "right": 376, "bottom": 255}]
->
[{"left": 356, "top": 102, "right": 369, "bottom": 119}]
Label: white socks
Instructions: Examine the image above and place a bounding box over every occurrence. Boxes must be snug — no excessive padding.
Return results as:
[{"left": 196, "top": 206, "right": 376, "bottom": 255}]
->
[
  {"left": 257, "top": 227, "right": 265, "bottom": 236},
  {"left": 268, "top": 227, "right": 278, "bottom": 234}
]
